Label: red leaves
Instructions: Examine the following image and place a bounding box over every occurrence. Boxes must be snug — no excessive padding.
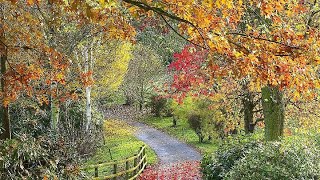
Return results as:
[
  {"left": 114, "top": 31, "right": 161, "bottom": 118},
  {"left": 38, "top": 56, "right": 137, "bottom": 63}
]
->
[
  {"left": 169, "top": 45, "right": 206, "bottom": 72},
  {"left": 167, "top": 45, "right": 211, "bottom": 102},
  {"left": 139, "top": 161, "right": 202, "bottom": 180}
]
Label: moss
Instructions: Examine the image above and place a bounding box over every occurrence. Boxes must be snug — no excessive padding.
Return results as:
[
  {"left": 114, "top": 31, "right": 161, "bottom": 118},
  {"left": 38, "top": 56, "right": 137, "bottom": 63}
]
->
[{"left": 261, "top": 86, "right": 285, "bottom": 141}]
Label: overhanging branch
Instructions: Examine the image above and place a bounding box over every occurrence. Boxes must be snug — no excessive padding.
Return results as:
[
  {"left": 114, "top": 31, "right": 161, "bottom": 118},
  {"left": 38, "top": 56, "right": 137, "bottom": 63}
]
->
[{"left": 159, "top": 15, "right": 208, "bottom": 50}]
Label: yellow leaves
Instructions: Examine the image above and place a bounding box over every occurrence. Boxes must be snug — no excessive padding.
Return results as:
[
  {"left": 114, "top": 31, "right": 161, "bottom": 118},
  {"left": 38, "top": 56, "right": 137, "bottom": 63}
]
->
[
  {"left": 99, "top": 0, "right": 105, "bottom": 6},
  {"left": 104, "top": 119, "right": 136, "bottom": 137},
  {"left": 128, "top": 6, "right": 140, "bottom": 18},
  {"left": 92, "top": 41, "right": 132, "bottom": 99},
  {"left": 274, "top": 2, "right": 284, "bottom": 12},
  {"left": 215, "top": 0, "right": 232, "bottom": 9},
  {"left": 286, "top": 9, "right": 294, "bottom": 17},
  {"left": 194, "top": 8, "right": 211, "bottom": 28},
  {"left": 248, "top": 77, "right": 262, "bottom": 92},
  {"left": 215, "top": 0, "right": 222, "bottom": 8},
  {"left": 293, "top": 90, "right": 300, "bottom": 101},
  {"left": 26, "top": 0, "right": 35, "bottom": 5},
  {"left": 110, "top": 42, "right": 132, "bottom": 85},
  {"left": 3, "top": 97, "right": 10, "bottom": 107},
  {"left": 234, "top": 50, "right": 243, "bottom": 58},
  {"left": 202, "top": 0, "right": 213, "bottom": 10},
  {"left": 55, "top": 72, "right": 65, "bottom": 84}
]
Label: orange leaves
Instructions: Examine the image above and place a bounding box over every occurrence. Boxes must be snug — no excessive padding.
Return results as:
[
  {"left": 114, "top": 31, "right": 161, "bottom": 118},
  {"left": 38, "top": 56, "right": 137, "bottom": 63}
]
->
[
  {"left": 194, "top": 8, "right": 212, "bottom": 29},
  {"left": 261, "top": 1, "right": 286, "bottom": 17},
  {"left": 80, "top": 71, "right": 93, "bottom": 87},
  {"left": 26, "top": 0, "right": 35, "bottom": 5}
]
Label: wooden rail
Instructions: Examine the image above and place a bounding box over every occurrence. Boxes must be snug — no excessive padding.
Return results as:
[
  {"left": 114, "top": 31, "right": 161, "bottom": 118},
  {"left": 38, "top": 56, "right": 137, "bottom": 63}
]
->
[{"left": 81, "top": 145, "right": 147, "bottom": 180}]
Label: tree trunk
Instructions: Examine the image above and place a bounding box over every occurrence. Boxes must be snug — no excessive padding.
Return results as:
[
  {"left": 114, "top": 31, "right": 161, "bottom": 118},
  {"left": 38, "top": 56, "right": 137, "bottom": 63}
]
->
[
  {"left": 85, "top": 86, "right": 92, "bottom": 131},
  {"left": 52, "top": 102, "right": 59, "bottom": 131},
  {"left": 83, "top": 47, "right": 92, "bottom": 131},
  {"left": 261, "top": 86, "right": 285, "bottom": 141},
  {"left": 242, "top": 87, "right": 255, "bottom": 134},
  {"left": 139, "top": 82, "right": 144, "bottom": 111},
  {"left": 172, "top": 115, "right": 177, "bottom": 127},
  {"left": 0, "top": 7, "right": 10, "bottom": 139},
  {"left": 0, "top": 52, "right": 10, "bottom": 140}
]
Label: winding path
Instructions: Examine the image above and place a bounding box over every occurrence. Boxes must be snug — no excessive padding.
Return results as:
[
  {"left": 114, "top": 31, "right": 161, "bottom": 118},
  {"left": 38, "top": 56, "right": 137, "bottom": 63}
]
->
[
  {"left": 104, "top": 106, "right": 201, "bottom": 164},
  {"left": 130, "top": 121, "right": 201, "bottom": 164}
]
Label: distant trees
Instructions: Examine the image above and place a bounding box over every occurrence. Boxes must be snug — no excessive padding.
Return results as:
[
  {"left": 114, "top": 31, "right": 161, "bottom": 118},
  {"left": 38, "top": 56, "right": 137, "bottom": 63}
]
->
[{"left": 121, "top": 44, "right": 164, "bottom": 110}]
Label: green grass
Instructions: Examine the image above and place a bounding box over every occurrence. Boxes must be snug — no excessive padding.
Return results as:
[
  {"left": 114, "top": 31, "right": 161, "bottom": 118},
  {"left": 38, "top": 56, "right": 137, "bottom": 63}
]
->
[
  {"left": 141, "top": 116, "right": 219, "bottom": 154},
  {"left": 82, "top": 120, "right": 157, "bottom": 178}
]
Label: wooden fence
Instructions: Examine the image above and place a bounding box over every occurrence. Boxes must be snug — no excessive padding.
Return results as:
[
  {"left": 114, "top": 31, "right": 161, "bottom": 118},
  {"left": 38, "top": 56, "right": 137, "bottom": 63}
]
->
[{"left": 81, "top": 145, "right": 147, "bottom": 180}]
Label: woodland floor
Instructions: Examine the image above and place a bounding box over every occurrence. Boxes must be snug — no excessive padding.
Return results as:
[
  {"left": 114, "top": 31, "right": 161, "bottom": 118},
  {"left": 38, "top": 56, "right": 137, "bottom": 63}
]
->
[{"left": 104, "top": 105, "right": 202, "bottom": 179}]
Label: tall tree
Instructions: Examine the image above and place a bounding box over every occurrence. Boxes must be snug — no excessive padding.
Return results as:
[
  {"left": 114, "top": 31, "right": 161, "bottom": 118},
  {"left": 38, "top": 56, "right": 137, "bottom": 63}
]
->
[{"left": 0, "top": 4, "right": 10, "bottom": 139}]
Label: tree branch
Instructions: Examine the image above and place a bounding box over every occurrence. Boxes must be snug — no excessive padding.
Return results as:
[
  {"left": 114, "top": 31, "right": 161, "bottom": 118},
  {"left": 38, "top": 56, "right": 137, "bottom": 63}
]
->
[
  {"left": 253, "top": 109, "right": 263, "bottom": 113},
  {"left": 227, "top": 32, "right": 300, "bottom": 49},
  {"left": 123, "top": 0, "right": 208, "bottom": 49},
  {"left": 159, "top": 15, "right": 208, "bottom": 50}
]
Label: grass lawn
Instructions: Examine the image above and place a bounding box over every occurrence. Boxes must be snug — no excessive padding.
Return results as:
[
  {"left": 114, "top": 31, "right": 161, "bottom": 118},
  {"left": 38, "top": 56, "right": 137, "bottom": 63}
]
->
[
  {"left": 82, "top": 119, "right": 157, "bottom": 178},
  {"left": 141, "top": 116, "right": 219, "bottom": 154}
]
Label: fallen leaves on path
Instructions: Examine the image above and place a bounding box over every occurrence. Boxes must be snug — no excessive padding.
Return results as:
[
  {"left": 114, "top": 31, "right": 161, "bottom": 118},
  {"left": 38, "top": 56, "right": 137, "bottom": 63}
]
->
[{"left": 139, "top": 161, "right": 202, "bottom": 180}]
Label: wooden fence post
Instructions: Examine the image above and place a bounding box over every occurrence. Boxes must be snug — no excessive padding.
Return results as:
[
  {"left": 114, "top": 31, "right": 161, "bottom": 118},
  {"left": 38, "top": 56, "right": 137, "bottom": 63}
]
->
[
  {"left": 133, "top": 154, "right": 138, "bottom": 178},
  {"left": 82, "top": 146, "right": 148, "bottom": 180},
  {"left": 94, "top": 167, "right": 98, "bottom": 177},
  {"left": 143, "top": 147, "right": 146, "bottom": 166},
  {"left": 113, "top": 163, "right": 117, "bottom": 180},
  {"left": 139, "top": 147, "right": 143, "bottom": 170},
  {"left": 125, "top": 160, "right": 129, "bottom": 179}
]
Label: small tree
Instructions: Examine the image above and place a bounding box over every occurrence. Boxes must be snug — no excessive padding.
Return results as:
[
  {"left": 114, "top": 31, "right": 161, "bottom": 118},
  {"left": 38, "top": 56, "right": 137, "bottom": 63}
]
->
[{"left": 188, "top": 113, "right": 205, "bottom": 143}]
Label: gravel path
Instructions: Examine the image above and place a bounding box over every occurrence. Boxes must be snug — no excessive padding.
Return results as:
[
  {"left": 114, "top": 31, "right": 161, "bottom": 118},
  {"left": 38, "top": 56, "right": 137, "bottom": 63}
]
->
[
  {"left": 129, "top": 121, "right": 201, "bottom": 164},
  {"left": 104, "top": 106, "right": 201, "bottom": 164}
]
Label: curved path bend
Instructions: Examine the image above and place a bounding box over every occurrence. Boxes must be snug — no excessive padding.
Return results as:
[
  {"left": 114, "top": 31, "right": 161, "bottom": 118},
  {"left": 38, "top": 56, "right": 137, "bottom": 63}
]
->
[
  {"left": 104, "top": 106, "right": 201, "bottom": 165},
  {"left": 129, "top": 121, "right": 201, "bottom": 164}
]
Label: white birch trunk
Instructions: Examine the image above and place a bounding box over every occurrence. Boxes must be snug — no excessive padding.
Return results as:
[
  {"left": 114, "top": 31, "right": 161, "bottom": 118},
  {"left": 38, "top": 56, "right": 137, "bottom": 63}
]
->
[{"left": 83, "top": 46, "right": 92, "bottom": 131}]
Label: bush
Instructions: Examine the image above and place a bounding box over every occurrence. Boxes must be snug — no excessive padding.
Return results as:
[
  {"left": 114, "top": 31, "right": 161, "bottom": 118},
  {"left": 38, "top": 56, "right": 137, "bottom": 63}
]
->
[
  {"left": 0, "top": 136, "right": 81, "bottom": 179},
  {"left": 149, "top": 95, "right": 168, "bottom": 117},
  {"left": 201, "top": 135, "right": 320, "bottom": 180},
  {"left": 201, "top": 135, "right": 260, "bottom": 179},
  {"left": 171, "top": 96, "right": 228, "bottom": 142},
  {"left": 2, "top": 100, "right": 104, "bottom": 179},
  {"left": 188, "top": 113, "right": 205, "bottom": 142}
]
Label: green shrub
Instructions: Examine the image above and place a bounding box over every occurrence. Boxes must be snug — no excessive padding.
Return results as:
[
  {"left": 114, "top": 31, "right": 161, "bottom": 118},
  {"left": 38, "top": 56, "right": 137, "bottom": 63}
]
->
[
  {"left": 201, "top": 135, "right": 260, "bottom": 179},
  {"left": 171, "top": 96, "right": 227, "bottom": 141},
  {"left": 226, "top": 141, "right": 320, "bottom": 179},
  {"left": 201, "top": 135, "right": 320, "bottom": 180}
]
